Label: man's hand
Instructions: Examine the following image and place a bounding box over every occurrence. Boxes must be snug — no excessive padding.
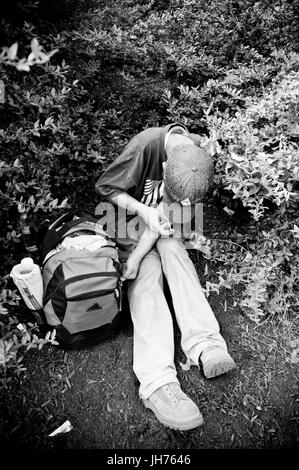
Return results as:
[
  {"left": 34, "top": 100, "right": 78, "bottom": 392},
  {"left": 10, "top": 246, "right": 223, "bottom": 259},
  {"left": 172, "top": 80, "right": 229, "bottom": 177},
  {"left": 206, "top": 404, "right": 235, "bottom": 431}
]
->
[
  {"left": 139, "top": 205, "right": 174, "bottom": 236},
  {"left": 121, "top": 253, "right": 142, "bottom": 281}
]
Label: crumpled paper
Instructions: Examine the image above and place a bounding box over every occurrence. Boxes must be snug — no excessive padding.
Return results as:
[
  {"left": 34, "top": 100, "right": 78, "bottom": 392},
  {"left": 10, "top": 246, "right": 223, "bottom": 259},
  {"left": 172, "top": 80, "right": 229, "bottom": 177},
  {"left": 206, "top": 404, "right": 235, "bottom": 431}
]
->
[{"left": 49, "top": 420, "right": 73, "bottom": 437}]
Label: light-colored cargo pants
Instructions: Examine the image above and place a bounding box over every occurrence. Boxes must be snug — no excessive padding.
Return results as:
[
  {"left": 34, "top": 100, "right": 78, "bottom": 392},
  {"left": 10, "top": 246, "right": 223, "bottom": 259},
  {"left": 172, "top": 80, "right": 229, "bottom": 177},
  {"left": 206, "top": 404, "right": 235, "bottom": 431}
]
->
[{"left": 127, "top": 237, "right": 228, "bottom": 399}]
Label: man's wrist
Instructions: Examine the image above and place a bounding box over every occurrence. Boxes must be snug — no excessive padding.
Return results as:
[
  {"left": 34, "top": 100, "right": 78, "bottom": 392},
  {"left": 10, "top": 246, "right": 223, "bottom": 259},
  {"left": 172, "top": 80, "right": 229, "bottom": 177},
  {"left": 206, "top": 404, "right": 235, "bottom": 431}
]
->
[
  {"left": 128, "top": 249, "right": 143, "bottom": 264},
  {"left": 135, "top": 202, "right": 148, "bottom": 220}
]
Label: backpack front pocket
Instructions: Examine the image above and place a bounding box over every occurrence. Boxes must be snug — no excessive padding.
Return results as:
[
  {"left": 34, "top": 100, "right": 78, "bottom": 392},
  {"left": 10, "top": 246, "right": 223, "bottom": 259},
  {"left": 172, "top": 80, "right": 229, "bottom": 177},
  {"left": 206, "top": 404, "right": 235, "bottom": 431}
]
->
[{"left": 63, "top": 290, "right": 119, "bottom": 334}]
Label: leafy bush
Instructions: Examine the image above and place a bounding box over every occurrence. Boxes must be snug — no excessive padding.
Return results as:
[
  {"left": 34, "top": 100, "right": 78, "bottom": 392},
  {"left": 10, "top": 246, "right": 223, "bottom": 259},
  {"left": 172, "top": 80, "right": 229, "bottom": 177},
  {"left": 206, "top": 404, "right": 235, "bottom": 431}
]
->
[
  {"left": 202, "top": 212, "right": 299, "bottom": 323},
  {"left": 0, "top": 38, "right": 57, "bottom": 71},
  {"left": 212, "top": 56, "right": 299, "bottom": 220},
  {"left": 0, "top": 276, "right": 58, "bottom": 387},
  {"left": 0, "top": 0, "right": 299, "bottom": 375},
  {"left": 201, "top": 56, "right": 299, "bottom": 322}
]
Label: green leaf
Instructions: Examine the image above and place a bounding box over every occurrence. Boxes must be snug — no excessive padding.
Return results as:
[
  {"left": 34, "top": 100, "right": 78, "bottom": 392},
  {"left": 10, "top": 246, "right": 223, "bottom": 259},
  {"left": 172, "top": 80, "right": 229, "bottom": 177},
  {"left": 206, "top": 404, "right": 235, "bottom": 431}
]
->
[
  {"left": 7, "top": 43, "right": 18, "bottom": 60},
  {"left": 16, "top": 62, "right": 30, "bottom": 72},
  {"left": 30, "top": 38, "right": 40, "bottom": 58}
]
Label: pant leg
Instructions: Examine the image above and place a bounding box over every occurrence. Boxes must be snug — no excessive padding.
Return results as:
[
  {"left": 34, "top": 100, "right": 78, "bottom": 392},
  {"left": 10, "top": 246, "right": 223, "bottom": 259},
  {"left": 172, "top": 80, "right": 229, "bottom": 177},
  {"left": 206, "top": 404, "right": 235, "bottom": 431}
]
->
[
  {"left": 127, "top": 248, "right": 179, "bottom": 399},
  {"left": 156, "top": 238, "right": 228, "bottom": 364}
]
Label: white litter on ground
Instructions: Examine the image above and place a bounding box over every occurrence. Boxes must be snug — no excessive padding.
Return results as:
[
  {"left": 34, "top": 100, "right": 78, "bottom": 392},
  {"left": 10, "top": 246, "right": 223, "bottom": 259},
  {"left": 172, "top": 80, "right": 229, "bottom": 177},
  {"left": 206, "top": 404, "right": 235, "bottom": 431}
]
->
[{"left": 49, "top": 420, "right": 73, "bottom": 437}]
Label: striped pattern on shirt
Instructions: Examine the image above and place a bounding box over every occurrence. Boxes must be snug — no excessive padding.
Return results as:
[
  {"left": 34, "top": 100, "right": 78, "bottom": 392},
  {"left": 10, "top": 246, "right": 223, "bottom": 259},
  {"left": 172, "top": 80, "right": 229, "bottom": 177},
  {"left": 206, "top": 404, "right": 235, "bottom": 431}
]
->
[{"left": 141, "top": 179, "right": 164, "bottom": 206}]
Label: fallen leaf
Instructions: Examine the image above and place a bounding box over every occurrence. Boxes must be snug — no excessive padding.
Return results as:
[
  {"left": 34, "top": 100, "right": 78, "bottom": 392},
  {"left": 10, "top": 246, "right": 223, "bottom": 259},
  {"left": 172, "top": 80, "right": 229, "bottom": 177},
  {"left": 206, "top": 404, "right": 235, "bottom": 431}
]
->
[
  {"left": 223, "top": 206, "right": 235, "bottom": 216},
  {"left": 66, "top": 377, "right": 71, "bottom": 388},
  {"left": 290, "top": 349, "right": 299, "bottom": 364},
  {"left": 290, "top": 339, "right": 299, "bottom": 349},
  {"left": 204, "top": 264, "right": 209, "bottom": 276},
  {"left": 87, "top": 379, "right": 97, "bottom": 384},
  {"left": 243, "top": 253, "right": 253, "bottom": 263}
]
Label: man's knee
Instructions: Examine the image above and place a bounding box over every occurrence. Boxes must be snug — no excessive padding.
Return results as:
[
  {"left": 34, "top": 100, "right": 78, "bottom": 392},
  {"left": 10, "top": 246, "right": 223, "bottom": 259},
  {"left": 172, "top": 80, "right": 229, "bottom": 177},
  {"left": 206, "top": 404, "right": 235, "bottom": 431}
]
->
[
  {"left": 127, "top": 250, "right": 163, "bottom": 295},
  {"left": 156, "top": 238, "right": 188, "bottom": 259}
]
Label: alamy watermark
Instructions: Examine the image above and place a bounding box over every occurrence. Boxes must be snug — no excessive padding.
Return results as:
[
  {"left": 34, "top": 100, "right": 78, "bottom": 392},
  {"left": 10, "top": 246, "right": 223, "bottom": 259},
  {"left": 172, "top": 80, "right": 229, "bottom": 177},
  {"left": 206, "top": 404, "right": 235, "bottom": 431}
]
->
[{"left": 95, "top": 201, "right": 204, "bottom": 249}]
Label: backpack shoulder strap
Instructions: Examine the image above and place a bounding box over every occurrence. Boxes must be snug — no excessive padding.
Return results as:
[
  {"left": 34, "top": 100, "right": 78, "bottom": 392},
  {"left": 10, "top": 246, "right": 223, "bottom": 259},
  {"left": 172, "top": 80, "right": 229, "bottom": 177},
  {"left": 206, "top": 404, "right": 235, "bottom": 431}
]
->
[
  {"left": 48, "top": 209, "right": 97, "bottom": 231},
  {"left": 41, "top": 209, "right": 101, "bottom": 261}
]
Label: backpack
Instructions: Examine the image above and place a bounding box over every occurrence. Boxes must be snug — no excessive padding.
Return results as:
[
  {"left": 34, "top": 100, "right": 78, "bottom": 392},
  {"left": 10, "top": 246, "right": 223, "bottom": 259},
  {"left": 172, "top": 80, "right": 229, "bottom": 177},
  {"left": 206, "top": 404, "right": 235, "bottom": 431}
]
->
[{"left": 40, "top": 209, "right": 123, "bottom": 349}]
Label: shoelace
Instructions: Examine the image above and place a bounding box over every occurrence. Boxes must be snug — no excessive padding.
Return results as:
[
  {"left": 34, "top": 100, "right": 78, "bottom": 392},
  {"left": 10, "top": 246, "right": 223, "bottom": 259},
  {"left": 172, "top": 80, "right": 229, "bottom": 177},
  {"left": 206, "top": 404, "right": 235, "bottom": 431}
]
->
[{"left": 162, "top": 384, "right": 187, "bottom": 402}]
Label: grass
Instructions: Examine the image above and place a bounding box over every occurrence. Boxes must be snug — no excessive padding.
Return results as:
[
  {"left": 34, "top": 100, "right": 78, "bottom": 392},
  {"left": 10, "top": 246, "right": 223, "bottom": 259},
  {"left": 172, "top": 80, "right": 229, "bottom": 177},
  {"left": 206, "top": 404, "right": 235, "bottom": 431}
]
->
[{"left": 0, "top": 203, "right": 298, "bottom": 449}]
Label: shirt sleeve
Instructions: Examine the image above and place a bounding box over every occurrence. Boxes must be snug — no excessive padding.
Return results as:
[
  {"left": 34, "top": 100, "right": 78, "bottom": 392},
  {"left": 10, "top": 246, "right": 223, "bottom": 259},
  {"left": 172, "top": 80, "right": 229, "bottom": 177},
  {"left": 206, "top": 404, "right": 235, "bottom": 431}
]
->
[{"left": 95, "top": 136, "right": 146, "bottom": 199}]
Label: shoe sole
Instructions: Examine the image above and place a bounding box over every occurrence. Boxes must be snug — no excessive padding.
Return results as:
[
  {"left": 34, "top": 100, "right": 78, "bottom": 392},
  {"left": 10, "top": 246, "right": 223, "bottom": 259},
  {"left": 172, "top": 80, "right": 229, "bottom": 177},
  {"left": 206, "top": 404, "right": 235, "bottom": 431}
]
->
[
  {"left": 203, "top": 357, "right": 236, "bottom": 379},
  {"left": 143, "top": 400, "right": 204, "bottom": 431}
]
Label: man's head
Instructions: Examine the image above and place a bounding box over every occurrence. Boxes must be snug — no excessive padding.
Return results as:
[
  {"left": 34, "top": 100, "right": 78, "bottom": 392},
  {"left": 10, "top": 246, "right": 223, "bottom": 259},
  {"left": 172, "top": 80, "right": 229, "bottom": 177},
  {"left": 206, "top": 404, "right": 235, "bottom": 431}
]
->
[{"left": 162, "top": 142, "right": 214, "bottom": 224}]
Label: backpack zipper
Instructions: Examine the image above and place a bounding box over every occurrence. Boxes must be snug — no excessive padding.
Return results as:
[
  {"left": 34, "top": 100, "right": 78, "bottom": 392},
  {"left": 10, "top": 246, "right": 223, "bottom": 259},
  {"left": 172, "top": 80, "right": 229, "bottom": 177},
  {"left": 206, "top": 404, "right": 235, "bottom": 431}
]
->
[
  {"left": 42, "top": 245, "right": 117, "bottom": 267},
  {"left": 44, "top": 271, "right": 118, "bottom": 304},
  {"left": 67, "top": 288, "right": 117, "bottom": 302}
]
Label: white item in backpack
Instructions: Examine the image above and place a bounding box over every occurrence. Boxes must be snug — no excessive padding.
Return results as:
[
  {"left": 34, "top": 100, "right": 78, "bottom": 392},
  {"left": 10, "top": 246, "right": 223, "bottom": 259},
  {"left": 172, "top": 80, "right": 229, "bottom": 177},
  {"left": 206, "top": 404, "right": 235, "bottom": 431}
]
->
[
  {"left": 60, "top": 234, "right": 107, "bottom": 251},
  {"left": 10, "top": 257, "right": 44, "bottom": 310},
  {"left": 43, "top": 234, "right": 108, "bottom": 264}
]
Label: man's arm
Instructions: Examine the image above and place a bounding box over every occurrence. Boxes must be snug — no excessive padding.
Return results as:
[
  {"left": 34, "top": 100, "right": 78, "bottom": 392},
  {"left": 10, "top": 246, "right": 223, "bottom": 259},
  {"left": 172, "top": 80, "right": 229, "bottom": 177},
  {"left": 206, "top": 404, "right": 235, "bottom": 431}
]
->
[
  {"left": 107, "top": 191, "right": 146, "bottom": 219},
  {"left": 109, "top": 191, "right": 173, "bottom": 236},
  {"left": 95, "top": 135, "right": 172, "bottom": 278},
  {"left": 121, "top": 225, "right": 160, "bottom": 281},
  {"left": 115, "top": 198, "right": 172, "bottom": 281}
]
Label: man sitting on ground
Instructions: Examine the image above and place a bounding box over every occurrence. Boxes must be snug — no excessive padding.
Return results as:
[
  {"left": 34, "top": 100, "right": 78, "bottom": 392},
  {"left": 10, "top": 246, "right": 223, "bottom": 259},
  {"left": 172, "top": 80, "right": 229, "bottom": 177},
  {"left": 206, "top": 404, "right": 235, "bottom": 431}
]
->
[{"left": 95, "top": 123, "right": 236, "bottom": 431}]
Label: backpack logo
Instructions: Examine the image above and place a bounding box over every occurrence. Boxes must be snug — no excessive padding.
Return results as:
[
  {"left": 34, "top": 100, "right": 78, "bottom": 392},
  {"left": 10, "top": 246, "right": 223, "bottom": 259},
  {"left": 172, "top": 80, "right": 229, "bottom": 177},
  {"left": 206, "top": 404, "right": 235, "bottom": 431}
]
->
[{"left": 87, "top": 302, "right": 102, "bottom": 312}]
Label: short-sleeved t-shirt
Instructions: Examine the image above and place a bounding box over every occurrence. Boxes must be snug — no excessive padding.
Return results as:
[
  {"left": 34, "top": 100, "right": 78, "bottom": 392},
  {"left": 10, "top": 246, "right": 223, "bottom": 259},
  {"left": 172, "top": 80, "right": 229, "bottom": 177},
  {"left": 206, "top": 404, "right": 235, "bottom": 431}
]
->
[
  {"left": 96, "top": 123, "right": 202, "bottom": 206},
  {"left": 95, "top": 123, "right": 203, "bottom": 257}
]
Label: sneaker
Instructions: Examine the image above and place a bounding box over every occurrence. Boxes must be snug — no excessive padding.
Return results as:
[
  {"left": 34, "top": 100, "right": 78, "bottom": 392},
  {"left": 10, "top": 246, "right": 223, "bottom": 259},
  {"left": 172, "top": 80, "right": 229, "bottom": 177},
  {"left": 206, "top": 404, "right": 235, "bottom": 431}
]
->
[
  {"left": 142, "top": 382, "right": 203, "bottom": 431},
  {"left": 200, "top": 347, "right": 236, "bottom": 379}
]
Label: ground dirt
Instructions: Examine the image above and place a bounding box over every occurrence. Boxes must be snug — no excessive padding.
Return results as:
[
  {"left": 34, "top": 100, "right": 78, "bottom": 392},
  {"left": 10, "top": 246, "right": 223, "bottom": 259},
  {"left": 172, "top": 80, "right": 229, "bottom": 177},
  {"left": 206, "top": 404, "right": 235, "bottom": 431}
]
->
[{"left": 0, "top": 204, "right": 298, "bottom": 450}]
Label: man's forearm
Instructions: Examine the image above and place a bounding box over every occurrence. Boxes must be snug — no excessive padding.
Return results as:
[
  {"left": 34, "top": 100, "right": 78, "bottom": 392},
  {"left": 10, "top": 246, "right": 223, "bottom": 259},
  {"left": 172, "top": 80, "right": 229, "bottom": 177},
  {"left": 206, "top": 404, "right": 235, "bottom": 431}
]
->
[
  {"left": 131, "top": 225, "right": 160, "bottom": 262},
  {"left": 121, "top": 226, "right": 161, "bottom": 281},
  {"left": 108, "top": 191, "right": 159, "bottom": 259},
  {"left": 108, "top": 190, "right": 173, "bottom": 237},
  {"left": 109, "top": 191, "right": 147, "bottom": 219}
]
